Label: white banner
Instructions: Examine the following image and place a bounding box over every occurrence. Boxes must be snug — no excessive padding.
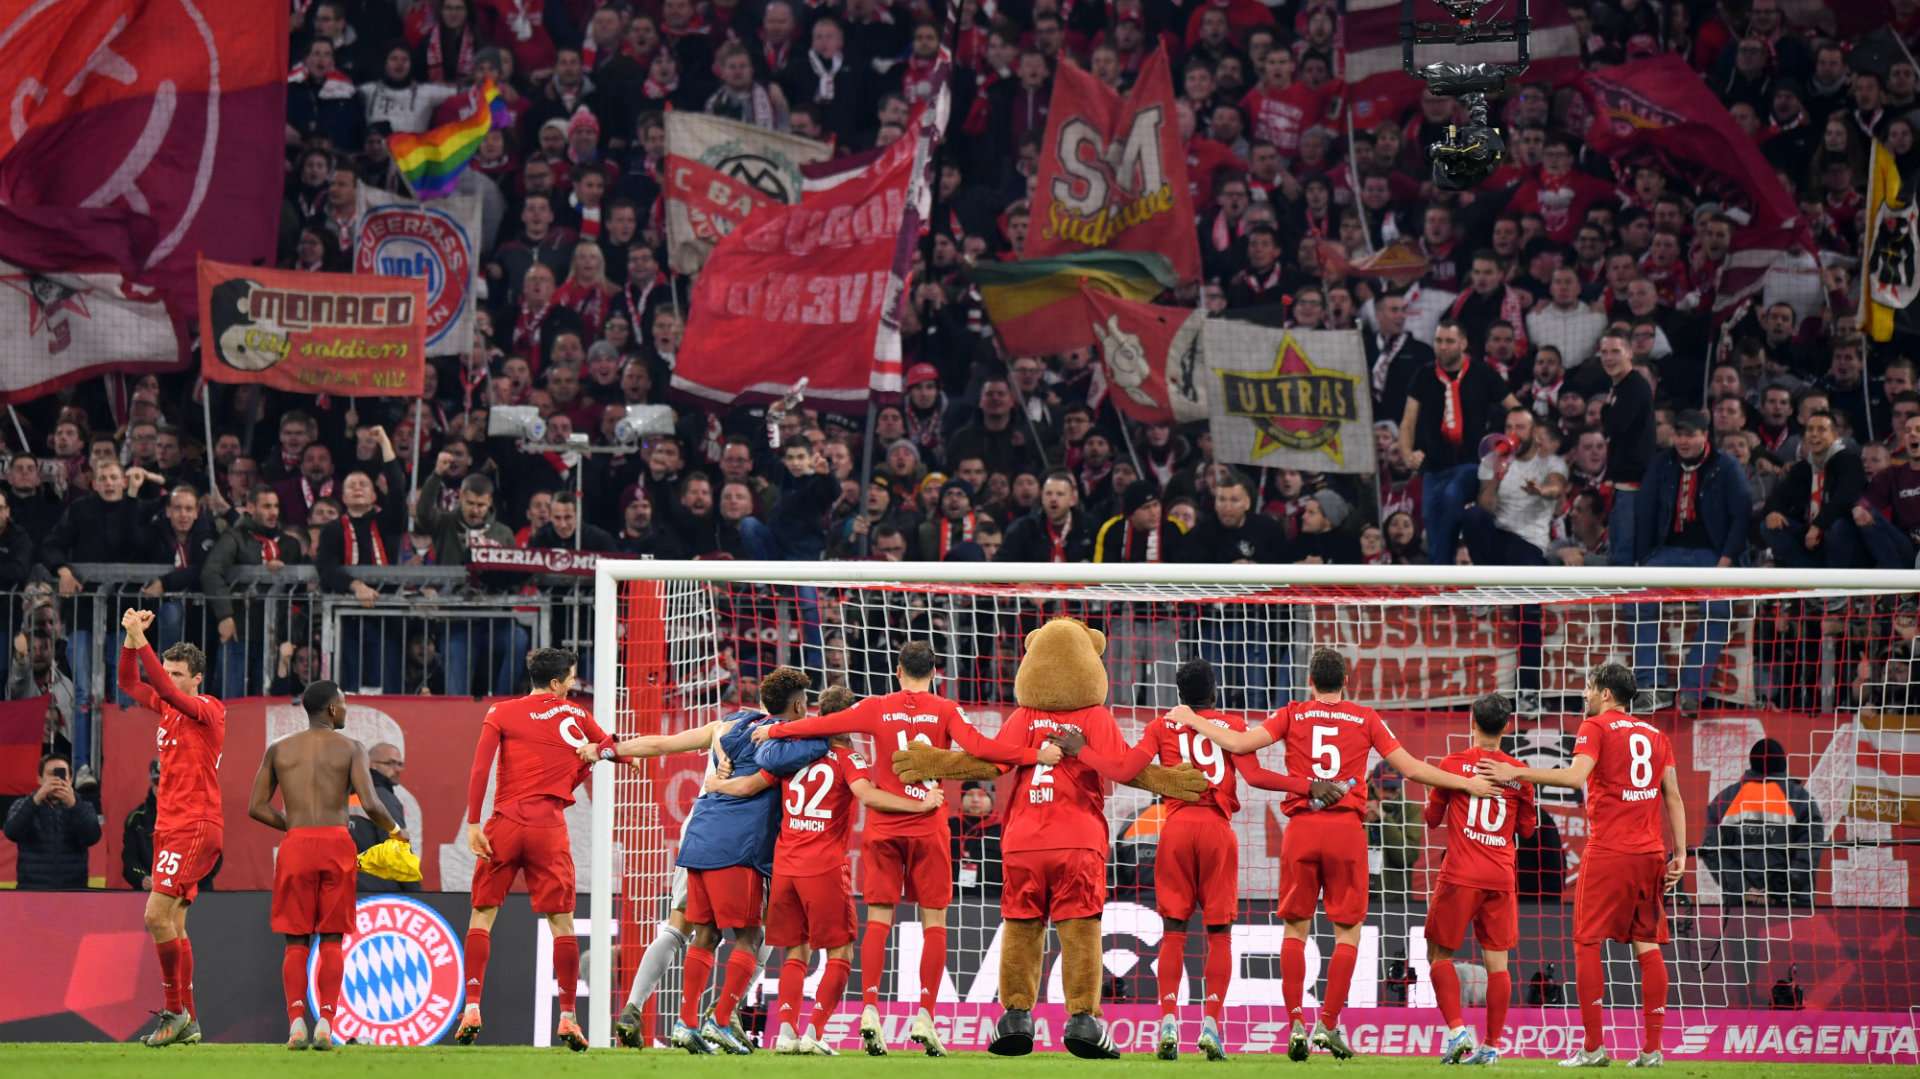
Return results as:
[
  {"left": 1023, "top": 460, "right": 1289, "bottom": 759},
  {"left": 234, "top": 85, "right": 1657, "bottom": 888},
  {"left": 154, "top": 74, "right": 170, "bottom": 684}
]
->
[
  {"left": 0, "top": 261, "right": 179, "bottom": 400},
  {"left": 352, "top": 188, "right": 483, "bottom": 357},
  {"left": 1201, "top": 321, "right": 1375, "bottom": 474},
  {"left": 664, "top": 112, "right": 832, "bottom": 275}
]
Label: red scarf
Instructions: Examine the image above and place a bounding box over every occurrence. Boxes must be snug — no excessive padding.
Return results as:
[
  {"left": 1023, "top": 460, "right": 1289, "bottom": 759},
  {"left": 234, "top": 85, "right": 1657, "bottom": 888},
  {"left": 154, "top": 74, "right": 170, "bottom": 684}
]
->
[
  {"left": 1673, "top": 454, "right": 1703, "bottom": 533},
  {"left": 762, "top": 39, "right": 791, "bottom": 73},
  {"left": 1209, "top": 209, "right": 1247, "bottom": 253},
  {"left": 643, "top": 72, "right": 679, "bottom": 99},
  {"left": 300, "top": 474, "right": 336, "bottom": 509},
  {"left": 258, "top": 534, "right": 281, "bottom": 564},
  {"left": 1809, "top": 462, "right": 1824, "bottom": 520},
  {"left": 1435, "top": 358, "right": 1471, "bottom": 446},
  {"left": 514, "top": 300, "right": 551, "bottom": 373},
  {"left": 1121, "top": 523, "right": 1163, "bottom": 562},
  {"left": 1046, "top": 515, "right": 1071, "bottom": 562},
  {"left": 173, "top": 535, "right": 189, "bottom": 569},
  {"left": 937, "top": 512, "right": 976, "bottom": 559},
  {"left": 902, "top": 47, "right": 950, "bottom": 105},
  {"left": 624, "top": 273, "right": 663, "bottom": 320},
  {"left": 424, "top": 22, "right": 475, "bottom": 83},
  {"left": 555, "top": 280, "right": 614, "bottom": 338},
  {"left": 343, "top": 514, "right": 389, "bottom": 566}
]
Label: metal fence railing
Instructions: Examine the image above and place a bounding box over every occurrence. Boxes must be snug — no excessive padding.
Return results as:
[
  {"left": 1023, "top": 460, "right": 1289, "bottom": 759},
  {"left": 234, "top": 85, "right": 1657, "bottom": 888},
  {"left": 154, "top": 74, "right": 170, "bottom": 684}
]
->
[{"left": 16, "top": 564, "right": 595, "bottom": 774}]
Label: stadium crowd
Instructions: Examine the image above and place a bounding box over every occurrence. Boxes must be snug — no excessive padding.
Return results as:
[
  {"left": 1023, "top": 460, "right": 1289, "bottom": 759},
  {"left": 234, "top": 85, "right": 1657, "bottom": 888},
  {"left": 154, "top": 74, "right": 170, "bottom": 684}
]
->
[{"left": 0, "top": 0, "right": 1915, "bottom": 726}]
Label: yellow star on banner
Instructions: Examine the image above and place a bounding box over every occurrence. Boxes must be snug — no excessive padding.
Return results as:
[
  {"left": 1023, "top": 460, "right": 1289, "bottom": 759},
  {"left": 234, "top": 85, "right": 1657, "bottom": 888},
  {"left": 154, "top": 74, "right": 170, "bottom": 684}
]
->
[{"left": 1216, "top": 332, "right": 1362, "bottom": 465}]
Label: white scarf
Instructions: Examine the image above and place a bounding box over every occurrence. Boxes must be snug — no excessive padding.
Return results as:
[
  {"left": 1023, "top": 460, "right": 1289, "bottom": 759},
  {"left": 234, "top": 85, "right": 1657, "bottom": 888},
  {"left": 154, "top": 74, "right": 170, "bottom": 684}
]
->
[{"left": 808, "top": 50, "right": 843, "bottom": 102}]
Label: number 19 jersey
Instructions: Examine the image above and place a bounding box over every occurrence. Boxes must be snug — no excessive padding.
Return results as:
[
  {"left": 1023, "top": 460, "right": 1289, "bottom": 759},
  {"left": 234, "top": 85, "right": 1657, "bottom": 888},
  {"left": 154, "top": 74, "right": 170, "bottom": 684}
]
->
[
  {"left": 1144, "top": 709, "right": 1246, "bottom": 819},
  {"left": 1260, "top": 697, "right": 1401, "bottom": 816},
  {"left": 1576, "top": 709, "right": 1674, "bottom": 856}
]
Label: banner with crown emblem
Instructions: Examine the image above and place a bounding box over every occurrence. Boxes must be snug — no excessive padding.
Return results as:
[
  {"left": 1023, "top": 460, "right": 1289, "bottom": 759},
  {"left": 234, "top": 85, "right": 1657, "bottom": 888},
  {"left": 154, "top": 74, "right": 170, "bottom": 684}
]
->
[{"left": 1202, "top": 320, "right": 1374, "bottom": 474}]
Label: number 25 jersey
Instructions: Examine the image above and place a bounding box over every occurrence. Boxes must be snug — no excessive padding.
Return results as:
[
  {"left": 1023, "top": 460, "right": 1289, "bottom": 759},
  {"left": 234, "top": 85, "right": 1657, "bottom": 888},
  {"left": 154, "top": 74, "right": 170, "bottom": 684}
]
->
[{"left": 1260, "top": 697, "right": 1401, "bottom": 816}]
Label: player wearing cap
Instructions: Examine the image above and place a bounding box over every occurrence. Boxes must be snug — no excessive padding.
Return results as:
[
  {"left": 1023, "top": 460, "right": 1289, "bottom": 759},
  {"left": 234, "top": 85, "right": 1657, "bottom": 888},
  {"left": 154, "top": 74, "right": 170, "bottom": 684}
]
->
[
  {"left": 1424, "top": 693, "right": 1538, "bottom": 1066},
  {"left": 1177, "top": 648, "right": 1496, "bottom": 1061},
  {"left": 755, "top": 640, "right": 1058, "bottom": 1056},
  {"left": 1478, "top": 663, "right": 1685, "bottom": 1069},
  {"left": 118, "top": 608, "right": 226, "bottom": 1048},
  {"left": 457, "top": 647, "right": 616, "bottom": 1051}
]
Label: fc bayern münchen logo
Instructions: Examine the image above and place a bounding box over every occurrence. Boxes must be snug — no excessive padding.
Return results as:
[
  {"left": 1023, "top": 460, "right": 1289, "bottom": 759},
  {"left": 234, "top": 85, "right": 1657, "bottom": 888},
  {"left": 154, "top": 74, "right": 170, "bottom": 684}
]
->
[{"left": 311, "top": 896, "right": 465, "bottom": 1046}]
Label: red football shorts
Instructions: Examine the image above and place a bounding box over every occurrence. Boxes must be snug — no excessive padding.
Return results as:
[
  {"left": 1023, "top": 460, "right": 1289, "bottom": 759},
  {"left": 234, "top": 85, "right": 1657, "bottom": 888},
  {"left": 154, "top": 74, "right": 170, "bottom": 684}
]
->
[
  {"left": 862, "top": 832, "right": 953, "bottom": 910},
  {"left": 685, "top": 865, "right": 766, "bottom": 930},
  {"left": 1277, "top": 810, "right": 1369, "bottom": 926},
  {"left": 1425, "top": 880, "right": 1519, "bottom": 952},
  {"left": 1003, "top": 849, "right": 1106, "bottom": 922},
  {"left": 470, "top": 816, "right": 576, "bottom": 914},
  {"left": 1574, "top": 849, "right": 1670, "bottom": 945},
  {"left": 151, "top": 819, "right": 223, "bottom": 903},
  {"left": 766, "top": 864, "right": 856, "bottom": 949},
  {"left": 271, "top": 826, "right": 359, "bottom": 936},
  {"left": 1154, "top": 810, "right": 1239, "bottom": 924}
]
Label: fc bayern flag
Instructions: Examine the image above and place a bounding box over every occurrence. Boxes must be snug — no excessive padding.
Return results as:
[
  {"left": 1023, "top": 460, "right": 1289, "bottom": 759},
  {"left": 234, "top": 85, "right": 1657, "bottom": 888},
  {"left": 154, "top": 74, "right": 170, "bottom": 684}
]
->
[
  {"left": 0, "top": 0, "right": 287, "bottom": 387},
  {"left": 1027, "top": 47, "right": 1202, "bottom": 286}
]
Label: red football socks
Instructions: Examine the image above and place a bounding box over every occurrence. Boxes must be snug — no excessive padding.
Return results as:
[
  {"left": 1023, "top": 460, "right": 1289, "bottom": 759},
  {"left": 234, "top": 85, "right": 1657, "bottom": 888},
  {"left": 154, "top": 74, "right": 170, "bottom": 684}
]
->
[
  {"left": 1156, "top": 930, "right": 1187, "bottom": 1013},
  {"left": 778, "top": 956, "right": 808, "bottom": 1032},
  {"left": 713, "top": 946, "right": 758, "bottom": 1027},
  {"left": 315, "top": 939, "right": 344, "bottom": 1020},
  {"left": 1638, "top": 949, "right": 1669, "bottom": 1054},
  {"left": 156, "top": 938, "right": 185, "bottom": 1014},
  {"left": 282, "top": 942, "right": 311, "bottom": 1021},
  {"left": 1431, "top": 958, "right": 1463, "bottom": 1029},
  {"left": 1321, "top": 942, "right": 1358, "bottom": 1027},
  {"left": 463, "top": 928, "right": 491, "bottom": 1007},
  {"left": 811, "top": 957, "right": 852, "bottom": 1034},
  {"left": 1280, "top": 937, "right": 1306, "bottom": 1023},
  {"left": 859, "top": 920, "right": 889, "bottom": 1007},
  {"left": 1576, "top": 942, "right": 1606, "bottom": 1052},
  {"left": 1486, "top": 970, "right": 1512, "bottom": 1049},
  {"left": 1202, "top": 930, "right": 1232, "bottom": 1023},
  {"left": 919, "top": 927, "right": 947, "bottom": 1014},
  {"left": 681, "top": 945, "right": 716, "bottom": 1027},
  {"left": 552, "top": 934, "right": 581, "bottom": 1013},
  {"left": 178, "top": 938, "right": 196, "bottom": 1017}
]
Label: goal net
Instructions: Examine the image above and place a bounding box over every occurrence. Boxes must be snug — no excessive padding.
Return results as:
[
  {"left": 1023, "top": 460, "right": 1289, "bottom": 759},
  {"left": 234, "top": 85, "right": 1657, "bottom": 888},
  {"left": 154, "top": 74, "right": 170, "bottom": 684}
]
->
[{"left": 588, "top": 563, "right": 1920, "bottom": 1062}]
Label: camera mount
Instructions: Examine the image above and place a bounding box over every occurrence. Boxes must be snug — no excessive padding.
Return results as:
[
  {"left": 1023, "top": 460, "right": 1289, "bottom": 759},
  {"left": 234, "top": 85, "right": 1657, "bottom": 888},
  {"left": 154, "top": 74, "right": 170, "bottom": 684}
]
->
[{"left": 1400, "top": 0, "right": 1532, "bottom": 190}]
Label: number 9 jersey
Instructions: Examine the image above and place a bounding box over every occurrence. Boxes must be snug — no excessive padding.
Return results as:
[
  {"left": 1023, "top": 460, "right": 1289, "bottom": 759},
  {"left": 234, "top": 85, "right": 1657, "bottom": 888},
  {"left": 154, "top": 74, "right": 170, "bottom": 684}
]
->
[{"left": 1260, "top": 698, "right": 1402, "bottom": 817}]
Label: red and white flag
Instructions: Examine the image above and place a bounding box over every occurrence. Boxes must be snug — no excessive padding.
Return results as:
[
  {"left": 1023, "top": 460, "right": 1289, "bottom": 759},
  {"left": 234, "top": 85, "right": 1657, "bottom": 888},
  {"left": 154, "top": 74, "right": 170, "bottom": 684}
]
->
[
  {"left": 1339, "top": 0, "right": 1581, "bottom": 129},
  {"left": 663, "top": 112, "right": 832, "bottom": 274},
  {"left": 1083, "top": 286, "right": 1209, "bottom": 425}
]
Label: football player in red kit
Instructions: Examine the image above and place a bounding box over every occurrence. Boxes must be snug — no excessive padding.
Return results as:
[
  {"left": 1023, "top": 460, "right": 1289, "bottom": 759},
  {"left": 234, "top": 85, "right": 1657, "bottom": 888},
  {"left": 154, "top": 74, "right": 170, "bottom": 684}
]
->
[
  {"left": 716, "top": 686, "right": 945, "bottom": 1055},
  {"left": 247, "top": 679, "right": 405, "bottom": 1050},
  {"left": 1424, "top": 693, "right": 1537, "bottom": 1066},
  {"left": 458, "top": 647, "right": 617, "bottom": 1051},
  {"left": 1479, "top": 663, "right": 1686, "bottom": 1068},
  {"left": 755, "top": 641, "right": 1059, "bottom": 1056},
  {"left": 1178, "top": 648, "right": 1496, "bottom": 1061},
  {"left": 118, "top": 608, "right": 226, "bottom": 1048}
]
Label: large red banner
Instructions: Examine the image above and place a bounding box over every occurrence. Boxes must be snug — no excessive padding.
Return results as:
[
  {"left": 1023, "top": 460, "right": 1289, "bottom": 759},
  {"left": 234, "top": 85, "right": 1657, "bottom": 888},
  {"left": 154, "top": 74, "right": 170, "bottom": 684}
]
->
[
  {"left": 1028, "top": 48, "right": 1201, "bottom": 286},
  {"left": 674, "top": 130, "right": 920, "bottom": 412},
  {"left": 87, "top": 697, "right": 1918, "bottom": 908},
  {"left": 198, "top": 258, "right": 428, "bottom": 396},
  {"left": 0, "top": 0, "right": 286, "bottom": 341}
]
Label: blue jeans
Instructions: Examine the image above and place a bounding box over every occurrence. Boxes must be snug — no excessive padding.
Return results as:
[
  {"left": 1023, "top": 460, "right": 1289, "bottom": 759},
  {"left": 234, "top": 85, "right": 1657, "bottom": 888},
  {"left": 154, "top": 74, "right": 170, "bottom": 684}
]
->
[
  {"left": 443, "top": 619, "right": 531, "bottom": 697},
  {"left": 1837, "top": 512, "right": 1917, "bottom": 569},
  {"left": 214, "top": 638, "right": 262, "bottom": 699},
  {"left": 338, "top": 617, "right": 403, "bottom": 694},
  {"left": 1632, "top": 546, "right": 1731, "bottom": 697},
  {"left": 1608, "top": 487, "right": 1639, "bottom": 568},
  {"left": 1765, "top": 518, "right": 1856, "bottom": 569},
  {"left": 1422, "top": 463, "right": 1481, "bottom": 564}
]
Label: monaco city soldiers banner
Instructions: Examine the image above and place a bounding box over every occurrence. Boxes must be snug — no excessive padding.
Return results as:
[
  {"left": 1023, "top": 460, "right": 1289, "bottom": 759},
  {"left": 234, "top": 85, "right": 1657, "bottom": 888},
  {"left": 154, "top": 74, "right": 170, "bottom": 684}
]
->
[
  {"left": 198, "top": 258, "right": 427, "bottom": 396},
  {"left": 1027, "top": 47, "right": 1201, "bottom": 285},
  {"left": 1201, "top": 320, "right": 1375, "bottom": 473}
]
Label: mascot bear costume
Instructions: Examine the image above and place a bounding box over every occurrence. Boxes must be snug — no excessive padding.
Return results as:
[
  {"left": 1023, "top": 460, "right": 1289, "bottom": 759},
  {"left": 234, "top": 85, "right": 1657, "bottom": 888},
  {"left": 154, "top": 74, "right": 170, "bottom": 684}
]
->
[{"left": 895, "top": 618, "right": 1207, "bottom": 1057}]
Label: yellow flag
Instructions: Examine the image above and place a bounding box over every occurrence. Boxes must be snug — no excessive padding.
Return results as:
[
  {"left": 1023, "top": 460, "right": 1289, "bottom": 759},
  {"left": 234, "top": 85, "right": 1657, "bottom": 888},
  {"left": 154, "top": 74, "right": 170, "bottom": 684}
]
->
[
  {"left": 356, "top": 836, "right": 423, "bottom": 882},
  {"left": 1861, "top": 139, "right": 1904, "bottom": 343}
]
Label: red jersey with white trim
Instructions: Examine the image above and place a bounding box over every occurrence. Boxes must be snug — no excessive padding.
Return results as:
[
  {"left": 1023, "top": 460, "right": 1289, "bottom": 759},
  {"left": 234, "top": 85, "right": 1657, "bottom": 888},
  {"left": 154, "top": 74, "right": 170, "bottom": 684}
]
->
[
  {"left": 766, "top": 689, "right": 1036, "bottom": 839},
  {"left": 1427, "top": 747, "right": 1537, "bottom": 890},
  {"left": 1146, "top": 709, "right": 1247, "bottom": 819},
  {"left": 1239, "top": 82, "right": 1328, "bottom": 158},
  {"left": 1575, "top": 709, "right": 1674, "bottom": 856},
  {"left": 775, "top": 745, "right": 867, "bottom": 876},
  {"left": 1002, "top": 705, "right": 1128, "bottom": 856},
  {"left": 1260, "top": 697, "right": 1401, "bottom": 816},
  {"left": 466, "top": 693, "right": 610, "bottom": 826},
  {"left": 119, "top": 644, "right": 226, "bottom": 828}
]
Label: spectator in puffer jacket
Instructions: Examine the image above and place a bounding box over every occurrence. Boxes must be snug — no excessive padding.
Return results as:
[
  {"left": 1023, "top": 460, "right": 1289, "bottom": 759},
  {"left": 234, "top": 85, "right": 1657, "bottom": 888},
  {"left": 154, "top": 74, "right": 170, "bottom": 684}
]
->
[{"left": 4, "top": 755, "right": 100, "bottom": 890}]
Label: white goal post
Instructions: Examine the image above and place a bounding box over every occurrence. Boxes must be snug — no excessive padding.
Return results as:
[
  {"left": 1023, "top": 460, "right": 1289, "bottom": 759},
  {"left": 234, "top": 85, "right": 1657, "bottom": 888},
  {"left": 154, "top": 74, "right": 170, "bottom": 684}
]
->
[{"left": 585, "top": 561, "right": 1920, "bottom": 1053}]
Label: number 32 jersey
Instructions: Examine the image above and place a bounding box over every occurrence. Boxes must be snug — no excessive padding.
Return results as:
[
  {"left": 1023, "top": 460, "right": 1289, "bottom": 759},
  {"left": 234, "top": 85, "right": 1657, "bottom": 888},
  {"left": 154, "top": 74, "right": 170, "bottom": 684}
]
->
[
  {"left": 1576, "top": 709, "right": 1674, "bottom": 856},
  {"left": 775, "top": 745, "right": 868, "bottom": 876},
  {"left": 1260, "top": 698, "right": 1401, "bottom": 816}
]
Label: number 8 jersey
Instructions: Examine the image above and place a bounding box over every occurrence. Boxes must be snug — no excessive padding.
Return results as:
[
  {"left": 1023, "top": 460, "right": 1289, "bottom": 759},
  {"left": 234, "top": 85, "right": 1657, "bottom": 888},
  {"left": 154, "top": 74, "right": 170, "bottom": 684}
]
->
[
  {"left": 1260, "top": 698, "right": 1401, "bottom": 816},
  {"left": 1575, "top": 709, "right": 1674, "bottom": 856}
]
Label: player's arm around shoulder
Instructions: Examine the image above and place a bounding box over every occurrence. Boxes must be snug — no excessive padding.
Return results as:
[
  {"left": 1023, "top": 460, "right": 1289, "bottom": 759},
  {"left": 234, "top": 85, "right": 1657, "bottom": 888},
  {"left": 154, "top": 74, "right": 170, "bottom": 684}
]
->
[
  {"left": 1389, "top": 745, "right": 1498, "bottom": 798},
  {"left": 599, "top": 719, "right": 728, "bottom": 762},
  {"left": 247, "top": 739, "right": 287, "bottom": 831},
  {"left": 1173, "top": 702, "right": 1272, "bottom": 755}
]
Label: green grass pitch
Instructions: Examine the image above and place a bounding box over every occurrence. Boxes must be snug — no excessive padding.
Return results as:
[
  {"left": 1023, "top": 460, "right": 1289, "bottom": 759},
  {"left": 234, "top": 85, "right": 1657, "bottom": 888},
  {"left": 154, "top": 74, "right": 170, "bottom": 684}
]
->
[{"left": 3, "top": 1045, "right": 1912, "bottom": 1078}]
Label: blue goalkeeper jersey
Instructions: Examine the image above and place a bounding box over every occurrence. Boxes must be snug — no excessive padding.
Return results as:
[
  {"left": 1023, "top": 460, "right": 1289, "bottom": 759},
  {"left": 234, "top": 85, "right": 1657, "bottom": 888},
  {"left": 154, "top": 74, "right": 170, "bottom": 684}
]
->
[{"left": 676, "top": 709, "right": 829, "bottom": 875}]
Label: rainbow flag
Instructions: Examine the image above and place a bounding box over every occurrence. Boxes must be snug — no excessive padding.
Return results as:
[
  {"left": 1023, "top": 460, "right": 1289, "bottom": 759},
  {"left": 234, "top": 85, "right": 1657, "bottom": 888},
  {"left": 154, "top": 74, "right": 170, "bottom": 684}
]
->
[{"left": 388, "top": 77, "right": 508, "bottom": 200}]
